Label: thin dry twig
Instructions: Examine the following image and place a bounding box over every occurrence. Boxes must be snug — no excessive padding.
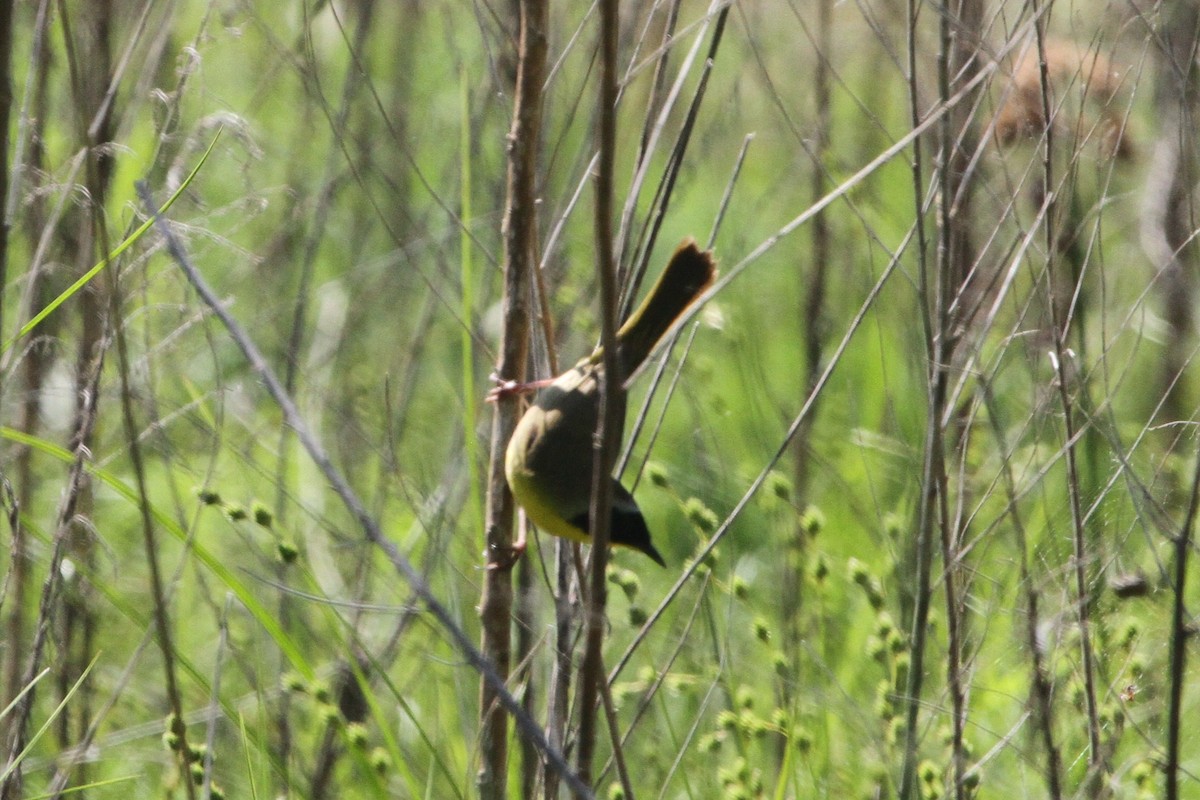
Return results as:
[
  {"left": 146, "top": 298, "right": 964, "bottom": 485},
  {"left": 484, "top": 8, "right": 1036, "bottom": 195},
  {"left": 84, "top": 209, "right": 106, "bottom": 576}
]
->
[
  {"left": 479, "top": 0, "right": 551, "bottom": 795},
  {"left": 282, "top": 6, "right": 380, "bottom": 790},
  {"left": 576, "top": 0, "right": 622, "bottom": 789},
  {"left": 0, "top": 0, "right": 13, "bottom": 356},
  {"left": 1031, "top": 15, "right": 1104, "bottom": 786},
  {"left": 1166, "top": 414, "right": 1200, "bottom": 799},
  {"left": 897, "top": 0, "right": 942, "bottom": 790},
  {"left": 935, "top": 0, "right": 985, "bottom": 794},
  {"left": 1152, "top": 8, "right": 1200, "bottom": 798},
  {"left": 979, "top": 379, "right": 1064, "bottom": 799}
]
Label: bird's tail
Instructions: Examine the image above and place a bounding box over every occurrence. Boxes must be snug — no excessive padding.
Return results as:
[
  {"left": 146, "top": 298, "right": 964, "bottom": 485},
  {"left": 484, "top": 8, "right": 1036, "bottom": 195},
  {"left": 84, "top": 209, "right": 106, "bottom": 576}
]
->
[{"left": 613, "top": 239, "right": 716, "bottom": 380}]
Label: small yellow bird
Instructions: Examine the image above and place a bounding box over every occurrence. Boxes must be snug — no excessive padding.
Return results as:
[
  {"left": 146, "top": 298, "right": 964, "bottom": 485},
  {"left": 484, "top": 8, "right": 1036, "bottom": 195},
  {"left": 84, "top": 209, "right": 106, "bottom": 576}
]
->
[{"left": 504, "top": 240, "right": 716, "bottom": 565}]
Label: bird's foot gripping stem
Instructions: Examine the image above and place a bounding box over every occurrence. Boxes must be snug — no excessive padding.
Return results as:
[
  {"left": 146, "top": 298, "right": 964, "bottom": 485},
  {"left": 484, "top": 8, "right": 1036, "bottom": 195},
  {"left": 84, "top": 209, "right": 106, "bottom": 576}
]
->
[
  {"left": 485, "top": 372, "right": 552, "bottom": 403},
  {"left": 485, "top": 527, "right": 527, "bottom": 571}
]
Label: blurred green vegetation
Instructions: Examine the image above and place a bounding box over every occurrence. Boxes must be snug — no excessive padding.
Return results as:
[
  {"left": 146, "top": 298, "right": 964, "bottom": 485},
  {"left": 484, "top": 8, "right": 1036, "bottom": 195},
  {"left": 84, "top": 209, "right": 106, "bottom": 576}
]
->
[{"left": 0, "top": 0, "right": 1195, "bottom": 798}]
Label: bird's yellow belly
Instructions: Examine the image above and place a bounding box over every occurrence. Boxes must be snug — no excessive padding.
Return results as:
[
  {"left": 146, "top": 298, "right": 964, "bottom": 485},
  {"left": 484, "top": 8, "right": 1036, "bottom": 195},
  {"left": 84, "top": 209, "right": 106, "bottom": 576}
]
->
[
  {"left": 505, "top": 412, "right": 592, "bottom": 544},
  {"left": 506, "top": 462, "right": 592, "bottom": 544}
]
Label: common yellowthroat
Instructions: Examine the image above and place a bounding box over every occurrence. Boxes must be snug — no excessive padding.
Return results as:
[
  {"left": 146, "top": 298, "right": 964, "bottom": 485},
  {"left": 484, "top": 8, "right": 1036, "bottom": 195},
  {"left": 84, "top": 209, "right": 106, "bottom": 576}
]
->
[{"left": 504, "top": 240, "right": 716, "bottom": 565}]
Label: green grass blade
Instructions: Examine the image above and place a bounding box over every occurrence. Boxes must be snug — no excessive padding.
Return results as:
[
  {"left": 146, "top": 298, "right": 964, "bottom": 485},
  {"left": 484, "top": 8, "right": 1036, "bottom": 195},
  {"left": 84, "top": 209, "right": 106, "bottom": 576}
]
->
[{"left": 3, "top": 129, "right": 224, "bottom": 355}]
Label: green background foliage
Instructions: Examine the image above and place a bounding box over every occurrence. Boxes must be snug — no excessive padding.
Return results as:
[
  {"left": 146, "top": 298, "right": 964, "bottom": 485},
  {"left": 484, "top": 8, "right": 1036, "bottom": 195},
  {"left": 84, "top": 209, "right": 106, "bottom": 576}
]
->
[{"left": 0, "top": 0, "right": 1195, "bottom": 798}]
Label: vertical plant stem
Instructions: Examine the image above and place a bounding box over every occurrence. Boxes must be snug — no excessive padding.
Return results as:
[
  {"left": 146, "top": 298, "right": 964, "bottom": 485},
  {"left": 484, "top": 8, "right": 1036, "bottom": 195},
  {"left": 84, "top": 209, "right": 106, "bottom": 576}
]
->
[
  {"left": 0, "top": 0, "right": 49, "bottom": 750},
  {"left": 1165, "top": 418, "right": 1200, "bottom": 800},
  {"left": 1030, "top": 15, "right": 1104, "bottom": 784},
  {"left": 479, "top": 0, "right": 549, "bottom": 796},
  {"left": 782, "top": 0, "right": 831, "bottom": 759},
  {"left": 273, "top": 0, "right": 377, "bottom": 497},
  {"left": 460, "top": 65, "right": 481, "bottom": 554},
  {"left": 1151, "top": 3, "right": 1200, "bottom": 797},
  {"left": 899, "top": 0, "right": 943, "bottom": 794},
  {"left": 1155, "top": 7, "right": 1200, "bottom": 798},
  {"left": 0, "top": 0, "right": 12, "bottom": 358},
  {"left": 1147, "top": 0, "right": 1200, "bottom": 420},
  {"left": 577, "top": 0, "right": 622, "bottom": 787},
  {"left": 935, "top": 0, "right": 982, "bottom": 793},
  {"left": 544, "top": 542, "right": 575, "bottom": 800},
  {"left": 0, "top": 345, "right": 105, "bottom": 800},
  {"left": 621, "top": 8, "right": 728, "bottom": 297},
  {"left": 111, "top": 238, "right": 201, "bottom": 800},
  {"left": 543, "top": 276, "right": 568, "bottom": 800},
  {"left": 54, "top": 1, "right": 116, "bottom": 787},
  {"left": 271, "top": 21, "right": 378, "bottom": 787},
  {"left": 804, "top": 0, "right": 832, "bottom": 453},
  {"left": 980, "top": 380, "right": 1064, "bottom": 799},
  {"left": 515, "top": 555, "right": 539, "bottom": 798},
  {"left": 597, "top": 660, "right": 635, "bottom": 797}
]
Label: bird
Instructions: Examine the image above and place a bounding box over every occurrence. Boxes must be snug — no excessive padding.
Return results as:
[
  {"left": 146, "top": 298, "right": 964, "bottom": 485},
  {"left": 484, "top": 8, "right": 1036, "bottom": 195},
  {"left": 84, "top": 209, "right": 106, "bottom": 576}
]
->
[{"left": 503, "top": 239, "right": 716, "bottom": 566}]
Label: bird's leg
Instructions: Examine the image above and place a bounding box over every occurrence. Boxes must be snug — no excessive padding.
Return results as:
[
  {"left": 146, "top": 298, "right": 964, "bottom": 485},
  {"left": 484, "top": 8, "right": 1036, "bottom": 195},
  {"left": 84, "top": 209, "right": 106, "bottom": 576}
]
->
[
  {"left": 486, "top": 512, "right": 528, "bottom": 570},
  {"left": 486, "top": 371, "right": 554, "bottom": 403}
]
